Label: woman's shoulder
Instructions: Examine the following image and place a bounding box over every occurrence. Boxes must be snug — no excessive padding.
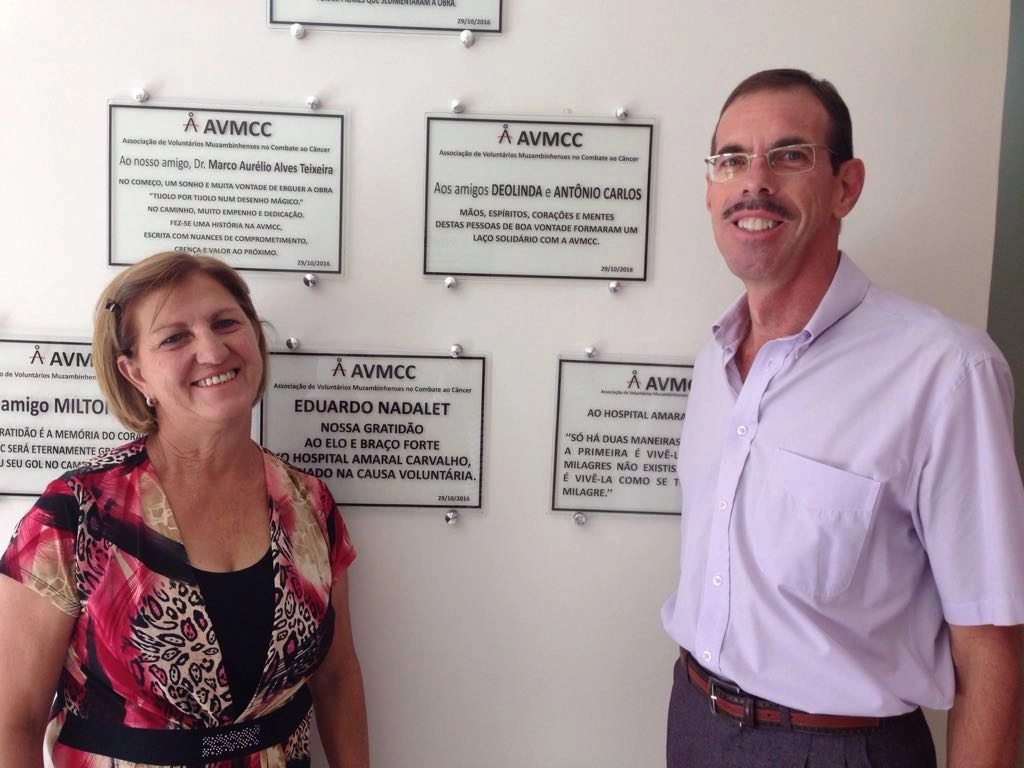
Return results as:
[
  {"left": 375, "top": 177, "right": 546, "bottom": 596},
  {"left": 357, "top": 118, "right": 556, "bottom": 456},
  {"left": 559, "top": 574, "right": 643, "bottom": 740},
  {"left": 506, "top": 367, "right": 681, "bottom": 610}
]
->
[
  {"left": 63, "top": 437, "right": 148, "bottom": 482},
  {"left": 261, "top": 447, "right": 354, "bottom": 571},
  {"left": 261, "top": 447, "right": 334, "bottom": 510},
  {"left": 32, "top": 437, "right": 149, "bottom": 511}
]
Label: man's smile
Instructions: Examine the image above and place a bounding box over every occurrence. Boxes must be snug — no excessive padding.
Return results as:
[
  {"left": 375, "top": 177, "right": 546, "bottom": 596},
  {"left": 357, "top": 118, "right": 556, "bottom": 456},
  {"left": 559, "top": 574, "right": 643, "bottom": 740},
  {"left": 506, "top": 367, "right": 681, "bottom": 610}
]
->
[{"left": 735, "top": 217, "right": 781, "bottom": 232}]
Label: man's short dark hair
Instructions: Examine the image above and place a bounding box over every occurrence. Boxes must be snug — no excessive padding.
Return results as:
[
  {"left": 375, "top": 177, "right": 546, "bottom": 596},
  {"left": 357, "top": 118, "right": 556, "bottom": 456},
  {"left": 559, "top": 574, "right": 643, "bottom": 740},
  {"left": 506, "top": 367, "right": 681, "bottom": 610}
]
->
[{"left": 712, "top": 68, "right": 853, "bottom": 174}]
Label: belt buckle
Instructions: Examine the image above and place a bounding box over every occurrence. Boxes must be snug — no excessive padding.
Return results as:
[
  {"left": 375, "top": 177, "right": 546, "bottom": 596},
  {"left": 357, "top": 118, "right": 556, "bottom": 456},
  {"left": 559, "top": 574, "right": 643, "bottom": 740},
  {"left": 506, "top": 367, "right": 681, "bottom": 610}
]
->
[
  {"left": 706, "top": 675, "right": 755, "bottom": 728},
  {"left": 201, "top": 722, "right": 262, "bottom": 760},
  {"left": 707, "top": 678, "right": 721, "bottom": 716}
]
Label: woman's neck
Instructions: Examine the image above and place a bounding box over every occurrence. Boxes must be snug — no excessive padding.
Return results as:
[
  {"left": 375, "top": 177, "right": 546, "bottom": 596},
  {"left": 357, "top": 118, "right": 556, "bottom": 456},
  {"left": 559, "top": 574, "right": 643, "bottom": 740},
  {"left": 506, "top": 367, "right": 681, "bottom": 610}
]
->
[{"left": 146, "top": 424, "right": 259, "bottom": 484}]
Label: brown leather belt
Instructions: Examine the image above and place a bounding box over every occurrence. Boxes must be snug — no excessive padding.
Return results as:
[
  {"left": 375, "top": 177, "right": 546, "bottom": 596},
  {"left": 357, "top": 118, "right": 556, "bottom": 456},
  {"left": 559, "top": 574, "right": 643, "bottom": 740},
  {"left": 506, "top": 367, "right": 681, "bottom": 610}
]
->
[{"left": 683, "top": 651, "right": 881, "bottom": 731}]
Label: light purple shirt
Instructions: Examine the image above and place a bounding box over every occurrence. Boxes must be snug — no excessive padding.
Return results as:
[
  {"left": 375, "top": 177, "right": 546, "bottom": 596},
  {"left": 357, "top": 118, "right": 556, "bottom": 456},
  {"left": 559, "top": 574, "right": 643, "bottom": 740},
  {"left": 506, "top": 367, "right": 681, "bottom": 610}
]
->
[{"left": 661, "top": 253, "right": 1024, "bottom": 715}]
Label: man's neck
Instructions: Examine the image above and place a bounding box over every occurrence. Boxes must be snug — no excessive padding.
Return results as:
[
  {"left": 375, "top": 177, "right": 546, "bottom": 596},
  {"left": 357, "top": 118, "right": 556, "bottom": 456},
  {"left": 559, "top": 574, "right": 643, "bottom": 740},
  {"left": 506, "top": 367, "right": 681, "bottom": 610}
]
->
[{"left": 735, "top": 250, "right": 841, "bottom": 379}]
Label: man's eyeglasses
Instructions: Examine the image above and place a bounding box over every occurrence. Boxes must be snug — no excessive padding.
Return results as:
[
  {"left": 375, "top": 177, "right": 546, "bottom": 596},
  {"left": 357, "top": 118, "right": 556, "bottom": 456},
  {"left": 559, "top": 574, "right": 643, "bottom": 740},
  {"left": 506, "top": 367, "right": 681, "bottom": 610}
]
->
[{"left": 704, "top": 143, "right": 836, "bottom": 182}]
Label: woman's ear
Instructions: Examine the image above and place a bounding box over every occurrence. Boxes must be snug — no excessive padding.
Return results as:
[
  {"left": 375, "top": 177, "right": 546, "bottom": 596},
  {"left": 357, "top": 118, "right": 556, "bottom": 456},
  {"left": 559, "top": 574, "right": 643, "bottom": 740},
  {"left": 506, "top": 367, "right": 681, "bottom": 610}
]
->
[{"left": 117, "top": 355, "right": 146, "bottom": 395}]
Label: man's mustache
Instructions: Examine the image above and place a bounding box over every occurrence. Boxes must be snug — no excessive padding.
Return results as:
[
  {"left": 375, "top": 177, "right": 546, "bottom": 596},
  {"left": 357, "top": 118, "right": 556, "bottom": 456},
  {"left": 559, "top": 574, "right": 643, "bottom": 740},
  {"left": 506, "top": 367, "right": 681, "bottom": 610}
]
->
[{"left": 722, "top": 197, "right": 794, "bottom": 221}]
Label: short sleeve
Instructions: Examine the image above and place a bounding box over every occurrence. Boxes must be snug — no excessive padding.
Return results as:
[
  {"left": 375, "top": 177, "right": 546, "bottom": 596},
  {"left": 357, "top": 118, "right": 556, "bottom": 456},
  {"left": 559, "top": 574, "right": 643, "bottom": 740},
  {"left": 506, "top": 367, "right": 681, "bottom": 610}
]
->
[
  {"left": 0, "top": 478, "right": 82, "bottom": 616},
  {"left": 317, "top": 480, "right": 356, "bottom": 583},
  {"left": 917, "top": 355, "right": 1024, "bottom": 626}
]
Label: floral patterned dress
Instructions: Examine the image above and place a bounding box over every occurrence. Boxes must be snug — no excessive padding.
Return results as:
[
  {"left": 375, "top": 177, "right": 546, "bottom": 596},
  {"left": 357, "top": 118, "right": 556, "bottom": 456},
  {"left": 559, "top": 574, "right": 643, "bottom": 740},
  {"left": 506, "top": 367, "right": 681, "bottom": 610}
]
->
[{"left": 0, "top": 439, "right": 355, "bottom": 768}]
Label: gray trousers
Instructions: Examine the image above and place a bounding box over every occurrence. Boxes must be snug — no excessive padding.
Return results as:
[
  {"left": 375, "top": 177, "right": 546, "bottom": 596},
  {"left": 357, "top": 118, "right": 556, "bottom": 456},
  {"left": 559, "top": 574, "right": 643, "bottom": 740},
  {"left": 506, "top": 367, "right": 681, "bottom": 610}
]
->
[{"left": 667, "top": 658, "right": 937, "bottom": 768}]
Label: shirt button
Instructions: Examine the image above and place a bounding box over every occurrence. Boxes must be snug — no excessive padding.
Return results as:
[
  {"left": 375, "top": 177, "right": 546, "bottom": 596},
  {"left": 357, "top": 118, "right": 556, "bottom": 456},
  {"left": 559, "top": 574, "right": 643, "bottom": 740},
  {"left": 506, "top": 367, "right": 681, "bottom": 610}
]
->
[
  {"left": 767, "top": 359, "right": 776, "bottom": 368},
  {"left": 712, "top": 575, "right": 723, "bottom": 587},
  {"left": 736, "top": 425, "right": 748, "bottom": 437},
  {"left": 717, "top": 499, "right": 728, "bottom": 511},
  {"left": 702, "top": 650, "right": 712, "bottom": 663}
]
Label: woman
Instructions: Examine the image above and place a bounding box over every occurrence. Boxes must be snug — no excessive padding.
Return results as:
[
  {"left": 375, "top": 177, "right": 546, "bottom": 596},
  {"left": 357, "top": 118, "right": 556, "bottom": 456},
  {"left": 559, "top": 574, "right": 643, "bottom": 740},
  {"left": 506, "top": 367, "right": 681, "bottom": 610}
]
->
[{"left": 0, "top": 252, "right": 369, "bottom": 767}]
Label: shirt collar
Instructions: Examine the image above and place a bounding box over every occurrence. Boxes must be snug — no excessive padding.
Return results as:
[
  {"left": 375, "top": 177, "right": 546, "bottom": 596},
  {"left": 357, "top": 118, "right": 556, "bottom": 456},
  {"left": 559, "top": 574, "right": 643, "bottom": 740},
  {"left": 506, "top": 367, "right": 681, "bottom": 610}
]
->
[{"left": 711, "top": 252, "right": 870, "bottom": 358}]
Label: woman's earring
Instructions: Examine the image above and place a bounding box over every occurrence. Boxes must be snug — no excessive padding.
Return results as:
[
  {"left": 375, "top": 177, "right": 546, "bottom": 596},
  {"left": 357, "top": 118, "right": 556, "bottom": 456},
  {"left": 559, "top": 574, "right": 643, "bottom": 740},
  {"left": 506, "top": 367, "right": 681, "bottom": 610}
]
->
[{"left": 146, "top": 395, "right": 157, "bottom": 408}]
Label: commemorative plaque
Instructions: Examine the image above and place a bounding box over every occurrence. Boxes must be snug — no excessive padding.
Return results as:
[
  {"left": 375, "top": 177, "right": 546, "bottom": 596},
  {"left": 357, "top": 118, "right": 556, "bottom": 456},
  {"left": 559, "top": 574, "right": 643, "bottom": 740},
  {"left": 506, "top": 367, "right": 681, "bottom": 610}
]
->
[
  {"left": 552, "top": 359, "right": 691, "bottom": 515},
  {"left": 425, "top": 116, "right": 653, "bottom": 280},
  {"left": 268, "top": 0, "right": 502, "bottom": 33},
  {"left": 110, "top": 103, "right": 344, "bottom": 273},
  {"left": 261, "top": 353, "right": 485, "bottom": 508},
  {"left": 0, "top": 340, "right": 141, "bottom": 497}
]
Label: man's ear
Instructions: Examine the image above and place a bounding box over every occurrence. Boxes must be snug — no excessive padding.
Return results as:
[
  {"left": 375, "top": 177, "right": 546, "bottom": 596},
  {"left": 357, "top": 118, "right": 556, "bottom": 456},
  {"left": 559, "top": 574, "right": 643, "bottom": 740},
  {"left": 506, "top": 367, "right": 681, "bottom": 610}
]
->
[{"left": 833, "top": 158, "right": 865, "bottom": 219}]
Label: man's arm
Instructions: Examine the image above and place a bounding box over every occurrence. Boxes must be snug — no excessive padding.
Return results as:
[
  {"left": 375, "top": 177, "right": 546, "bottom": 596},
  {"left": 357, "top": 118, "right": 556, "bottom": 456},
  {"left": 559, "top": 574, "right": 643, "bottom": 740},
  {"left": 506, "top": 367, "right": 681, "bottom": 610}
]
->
[{"left": 947, "top": 623, "right": 1022, "bottom": 768}]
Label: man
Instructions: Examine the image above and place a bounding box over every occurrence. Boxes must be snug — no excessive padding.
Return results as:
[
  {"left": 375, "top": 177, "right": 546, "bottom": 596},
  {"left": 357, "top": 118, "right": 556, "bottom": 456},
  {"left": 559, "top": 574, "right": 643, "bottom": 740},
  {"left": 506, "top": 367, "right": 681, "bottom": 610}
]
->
[{"left": 661, "top": 69, "right": 1024, "bottom": 768}]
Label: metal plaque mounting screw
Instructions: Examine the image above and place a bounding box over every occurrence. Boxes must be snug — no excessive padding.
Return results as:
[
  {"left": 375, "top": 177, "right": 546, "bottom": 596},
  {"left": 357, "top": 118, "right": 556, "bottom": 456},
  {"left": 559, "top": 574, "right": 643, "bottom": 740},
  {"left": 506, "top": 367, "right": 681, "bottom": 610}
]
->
[
  {"left": 460, "top": 29, "right": 475, "bottom": 47},
  {"left": 608, "top": 280, "right": 622, "bottom": 293},
  {"left": 451, "top": 99, "right": 465, "bottom": 114},
  {"left": 573, "top": 512, "right": 588, "bottom": 526},
  {"left": 131, "top": 87, "right": 149, "bottom": 103},
  {"left": 302, "top": 273, "right": 318, "bottom": 287},
  {"left": 449, "top": 344, "right": 464, "bottom": 358},
  {"left": 444, "top": 276, "right": 458, "bottom": 290},
  {"left": 445, "top": 510, "right": 459, "bottom": 525},
  {"left": 306, "top": 95, "right": 321, "bottom": 111},
  {"left": 290, "top": 23, "right": 306, "bottom": 39},
  {"left": 286, "top": 337, "right": 301, "bottom": 351},
  {"left": 616, "top": 106, "right": 629, "bottom": 120},
  {"left": 584, "top": 346, "right": 598, "bottom": 359}
]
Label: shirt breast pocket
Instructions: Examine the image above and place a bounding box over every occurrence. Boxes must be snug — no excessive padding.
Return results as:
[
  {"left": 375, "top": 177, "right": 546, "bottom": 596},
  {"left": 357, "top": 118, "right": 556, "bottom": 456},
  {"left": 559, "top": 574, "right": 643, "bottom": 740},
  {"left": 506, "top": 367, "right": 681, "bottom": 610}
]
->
[{"left": 751, "top": 449, "right": 881, "bottom": 601}]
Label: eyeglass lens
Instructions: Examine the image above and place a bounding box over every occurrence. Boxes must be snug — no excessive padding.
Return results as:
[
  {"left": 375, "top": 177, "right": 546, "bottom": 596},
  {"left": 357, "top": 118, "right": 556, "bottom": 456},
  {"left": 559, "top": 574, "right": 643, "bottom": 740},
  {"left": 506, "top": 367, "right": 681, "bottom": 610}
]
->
[{"left": 709, "top": 144, "right": 817, "bottom": 180}]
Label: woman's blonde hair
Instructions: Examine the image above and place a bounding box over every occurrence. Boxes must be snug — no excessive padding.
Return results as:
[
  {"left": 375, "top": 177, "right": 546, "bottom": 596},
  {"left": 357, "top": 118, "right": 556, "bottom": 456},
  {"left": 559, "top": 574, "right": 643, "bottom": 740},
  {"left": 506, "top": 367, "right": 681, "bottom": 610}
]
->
[{"left": 93, "top": 251, "right": 268, "bottom": 434}]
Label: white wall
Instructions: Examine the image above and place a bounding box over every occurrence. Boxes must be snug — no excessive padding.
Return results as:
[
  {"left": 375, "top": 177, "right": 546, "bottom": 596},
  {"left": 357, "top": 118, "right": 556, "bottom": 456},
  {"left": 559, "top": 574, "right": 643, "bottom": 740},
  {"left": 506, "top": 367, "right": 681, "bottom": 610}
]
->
[{"left": 0, "top": 2, "right": 1011, "bottom": 767}]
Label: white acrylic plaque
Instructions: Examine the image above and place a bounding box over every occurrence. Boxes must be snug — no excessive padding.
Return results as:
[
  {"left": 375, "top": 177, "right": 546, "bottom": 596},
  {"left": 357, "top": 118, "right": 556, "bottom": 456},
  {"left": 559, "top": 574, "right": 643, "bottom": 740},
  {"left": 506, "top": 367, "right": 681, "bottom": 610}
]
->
[
  {"left": 261, "top": 353, "right": 485, "bottom": 508},
  {"left": 0, "top": 339, "right": 142, "bottom": 497},
  {"left": 269, "top": 0, "right": 502, "bottom": 33},
  {"left": 109, "top": 103, "right": 344, "bottom": 273},
  {"left": 425, "top": 116, "right": 654, "bottom": 280},
  {"left": 552, "top": 359, "right": 690, "bottom": 515}
]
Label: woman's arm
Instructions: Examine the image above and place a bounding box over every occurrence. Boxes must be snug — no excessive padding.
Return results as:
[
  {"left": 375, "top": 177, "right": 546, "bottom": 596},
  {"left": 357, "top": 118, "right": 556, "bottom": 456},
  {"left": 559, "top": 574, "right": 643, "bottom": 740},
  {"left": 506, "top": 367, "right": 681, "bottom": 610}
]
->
[
  {"left": 0, "top": 575, "right": 76, "bottom": 768},
  {"left": 308, "top": 571, "right": 370, "bottom": 768}
]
